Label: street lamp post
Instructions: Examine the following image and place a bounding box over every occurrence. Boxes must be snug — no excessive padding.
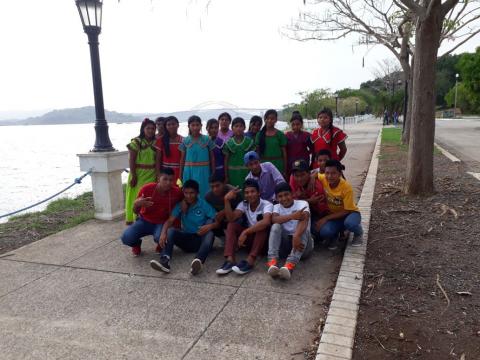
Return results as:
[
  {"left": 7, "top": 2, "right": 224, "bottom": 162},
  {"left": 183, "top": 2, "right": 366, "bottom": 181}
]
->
[
  {"left": 454, "top": 73, "right": 459, "bottom": 118},
  {"left": 76, "top": 0, "right": 115, "bottom": 152},
  {"left": 355, "top": 100, "right": 359, "bottom": 116}
]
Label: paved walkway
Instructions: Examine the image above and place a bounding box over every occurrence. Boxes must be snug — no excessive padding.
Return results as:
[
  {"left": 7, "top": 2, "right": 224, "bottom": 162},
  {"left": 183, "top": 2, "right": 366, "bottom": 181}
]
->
[{"left": 0, "top": 121, "right": 381, "bottom": 360}]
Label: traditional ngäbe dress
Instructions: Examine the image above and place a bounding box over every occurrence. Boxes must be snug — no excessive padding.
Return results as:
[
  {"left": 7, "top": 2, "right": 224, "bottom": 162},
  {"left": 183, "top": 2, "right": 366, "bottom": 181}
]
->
[
  {"left": 125, "top": 137, "right": 157, "bottom": 223},
  {"left": 212, "top": 137, "right": 225, "bottom": 178},
  {"left": 286, "top": 130, "right": 313, "bottom": 175},
  {"left": 180, "top": 135, "right": 214, "bottom": 197},
  {"left": 255, "top": 129, "right": 287, "bottom": 174},
  {"left": 223, "top": 135, "right": 255, "bottom": 188},
  {"left": 155, "top": 134, "right": 183, "bottom": 183},
  {"left": 310, "top": 126, "right": 347, "bottom": 161}
]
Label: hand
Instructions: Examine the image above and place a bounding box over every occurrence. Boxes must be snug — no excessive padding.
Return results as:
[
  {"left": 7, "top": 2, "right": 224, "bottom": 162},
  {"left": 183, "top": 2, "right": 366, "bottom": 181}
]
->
[
  {"left": 180, "top": 199, "right": 188, "bottom": 213},
  {"left": 292, "top": 235, "right": 305, "bottom": 251},
  {"left": 314, "top": 218, "right": 328, "bottom": 232},
  {"left": 224, "top": 187, "right": 241, "bottom": 201},
  {"left": 159, "top": 233, "right": 167, "bottom": 248},
  {"left": 238, "top": 231, "right": 248, "bottom": 247},
  {"left": 136, "top": 195, "right": 154, "bottom": 208},
  {"left": 130, "top": 176, "right": 137, "bottom": 187},
  {"left": 197, "top": 224, "right": 211, "bottom": 236},
  {"left": 308, "top": 193, "right": 323, "bottom": 205},
  {"left": 290, "top": 207, "right": 308, "bottom": 221}
]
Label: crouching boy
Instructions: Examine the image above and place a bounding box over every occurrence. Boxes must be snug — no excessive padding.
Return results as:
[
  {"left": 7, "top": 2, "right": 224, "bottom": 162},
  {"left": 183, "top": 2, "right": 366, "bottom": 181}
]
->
[
  {"left": 267, "top": 182, "right": 313, "bottom": 280},
  {"left": 150, "top": 179, "right": 217, "bottom": 275}
]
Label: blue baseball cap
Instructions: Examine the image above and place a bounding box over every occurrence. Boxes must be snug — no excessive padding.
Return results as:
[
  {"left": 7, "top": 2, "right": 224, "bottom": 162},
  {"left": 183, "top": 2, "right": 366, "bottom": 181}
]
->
[{"left": 243, "top": 151, "right": 260, "bottom": 165}]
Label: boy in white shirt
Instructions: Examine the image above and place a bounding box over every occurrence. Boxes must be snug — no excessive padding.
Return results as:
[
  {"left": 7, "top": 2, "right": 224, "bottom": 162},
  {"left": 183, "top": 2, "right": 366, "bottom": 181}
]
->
[{"left": 267, "top": 182, "right": 313, "bottom": 280}]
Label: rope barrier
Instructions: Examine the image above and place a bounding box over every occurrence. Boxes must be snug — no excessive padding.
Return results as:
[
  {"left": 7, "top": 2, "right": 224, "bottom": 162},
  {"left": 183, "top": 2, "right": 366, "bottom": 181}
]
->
[{"left": 0, "top": 169, "right": 93, "bottom": 220}]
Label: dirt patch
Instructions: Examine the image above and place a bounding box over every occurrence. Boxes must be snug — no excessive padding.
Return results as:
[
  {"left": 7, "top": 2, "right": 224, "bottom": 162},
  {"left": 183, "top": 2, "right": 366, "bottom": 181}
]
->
[{"left": 353, "top": 142, "right": 480, "bottom": 359}]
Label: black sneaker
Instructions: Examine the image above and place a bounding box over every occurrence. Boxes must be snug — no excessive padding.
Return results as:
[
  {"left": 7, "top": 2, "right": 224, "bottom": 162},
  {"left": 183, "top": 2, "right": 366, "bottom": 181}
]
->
[
  {"left": 216, "top": 261, "right": 236, "bottom": 275},
  {"left": 150, "top": 256, "right": 170, "bottom": 273},
  {"left": 328, "top": 237, "right": 339, "bottom": 251},
  {"left": 351, "top": 234, "right": 363, "bottom": 247},
  {"left": 190, "top": 258, "right": 202, "bottom": 275},
  {"left": 232, "top": 260, "right": 253, "bottom": 275}
]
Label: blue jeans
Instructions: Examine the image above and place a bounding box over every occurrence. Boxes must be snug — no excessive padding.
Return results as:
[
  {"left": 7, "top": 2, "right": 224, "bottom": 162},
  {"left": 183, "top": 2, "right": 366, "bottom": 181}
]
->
[
  {"left": 316, "top": 212, "right": 363, "bottom": 240},
  {"left": 161, "top": 227, "right": 214, "bottom": 263},
  {"left": 121, "top": 217, "right": 163, "bottom": 247}
]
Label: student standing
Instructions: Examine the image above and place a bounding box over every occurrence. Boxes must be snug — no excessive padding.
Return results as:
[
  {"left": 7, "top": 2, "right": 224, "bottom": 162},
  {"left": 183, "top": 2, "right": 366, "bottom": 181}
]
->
[
  {"left": 285, "top": 111, "right": 313, "bottom": 177},
  {"left": 267, "top": 183, "right": 313, "bottom": 280},
  {"left": 246, "top": 115, "right": 262, "bottom": 139},
  {"left": 125, "top": 118, "right": 157, "bottom": 225},
  {"left": 216, "top": 179, "right": 272, "bottom": 275},
  {"left": 155, "top": 117, "right": 166, "bottom": 139},
  {"left": 217, "top": 112, "right": 233, "bottom": 142},
  {"left": 314, "top": 160, "right": 363, "bottom": 250},
  {"left": 311, "top": 108, "right": 347, "bottom": 162},
  {"left": 179, "top": 115, "right": 215, "bottom": 198},
  {"left": 121, "top": 168, "right": 183, "bottom": 256},
  {"left": 206, "top": 118, "right": 225, "bottom": 178},
  {"left": 256, "top": 109, "right": 288, "bottom": 176},
  {"left": 155, "top": 116, "right": 183, "bottom": 184},
  {"left": 150, "top": 180, "right": 218, "bottom": 275},
  {"left": 223, "top": 117, "right": 255, "bottom": 188}
]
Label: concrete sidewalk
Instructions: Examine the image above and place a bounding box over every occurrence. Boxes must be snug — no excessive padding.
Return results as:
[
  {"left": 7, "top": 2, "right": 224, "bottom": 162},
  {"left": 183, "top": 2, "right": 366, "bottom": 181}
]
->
[{"left": 0, "top": 121, "right": 381, "bottom": 360}]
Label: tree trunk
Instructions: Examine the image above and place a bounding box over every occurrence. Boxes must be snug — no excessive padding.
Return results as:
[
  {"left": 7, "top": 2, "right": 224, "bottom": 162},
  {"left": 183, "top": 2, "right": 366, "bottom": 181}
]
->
[{"left": 405, "top": 2, "right": 443, "bottom": 195}]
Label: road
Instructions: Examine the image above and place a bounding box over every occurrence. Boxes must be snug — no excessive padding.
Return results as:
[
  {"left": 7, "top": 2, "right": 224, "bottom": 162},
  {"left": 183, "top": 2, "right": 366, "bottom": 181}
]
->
[{"left": 436, "top": 119, "right": 480, "bottom": 172}]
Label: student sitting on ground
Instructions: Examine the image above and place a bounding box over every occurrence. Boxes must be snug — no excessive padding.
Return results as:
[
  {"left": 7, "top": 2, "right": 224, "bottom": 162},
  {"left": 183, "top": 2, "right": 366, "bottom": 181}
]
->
[
  {"left": 204, "top": 174, "right": 242, "bottom": 240},
  {"left": 314, "top": 160, "right": 363, "bottom": 250},
  {"left": 289, "top": 159, "right": 329, "bottom": 234},
  {"left": 150, "top": 179, "right": 218, "bottom": 275},
  {"left": 216, "top": 179, "right": 272, "bottom": 275},
  {"left": 121, "top": 168, "right": 183, "bottom": 256},
  {"left": 244, "top": 151, "right": 285, "bottom": 203},
  {"left": 311, "top": 149, "right": 332, "bottom": 175},
  {"left": 267, "top": 182, "right": 313, "bottom": 280}
]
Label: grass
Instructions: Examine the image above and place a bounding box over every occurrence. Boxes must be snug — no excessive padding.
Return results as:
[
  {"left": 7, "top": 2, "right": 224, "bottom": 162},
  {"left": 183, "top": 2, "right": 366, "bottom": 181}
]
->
[
  {"left": 381, "top": 127, "right": 403, "bottom": 145},
  {"left": 0, "top": 192, "right": 94, "bottom": 254}
]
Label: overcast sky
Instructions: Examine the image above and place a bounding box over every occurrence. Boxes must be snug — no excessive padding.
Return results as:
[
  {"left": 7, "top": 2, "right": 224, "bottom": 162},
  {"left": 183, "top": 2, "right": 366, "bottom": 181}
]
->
[{"left": 1, "top": 0, "right": 479, "bottom": 118}]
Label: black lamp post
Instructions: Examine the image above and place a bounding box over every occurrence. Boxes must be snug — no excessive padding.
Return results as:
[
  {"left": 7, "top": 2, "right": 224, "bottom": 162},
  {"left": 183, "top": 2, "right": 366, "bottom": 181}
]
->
[
  {"left": 355, "top": 100, "right": 359, "bottom": 116},
  {"left": 334, "top": 93, "right": 339, "bottom": 117},
  {"left": 76, "top": 0, "right": 115, "bottom": 152}
]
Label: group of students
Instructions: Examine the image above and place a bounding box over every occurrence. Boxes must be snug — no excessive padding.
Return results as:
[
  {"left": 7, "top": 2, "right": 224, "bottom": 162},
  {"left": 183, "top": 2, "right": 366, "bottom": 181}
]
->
[{"left": 120, "top": 108, "right": 363, "bottom": 280}]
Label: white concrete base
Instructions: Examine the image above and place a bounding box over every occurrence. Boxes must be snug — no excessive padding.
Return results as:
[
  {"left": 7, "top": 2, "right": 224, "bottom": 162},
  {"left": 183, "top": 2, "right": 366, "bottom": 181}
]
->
[
  {"left": 78, "top": 151, "right": 128, "bottom": 221},
  {"left": 434, "top": 143, "right": 461, "bottom": 163}
]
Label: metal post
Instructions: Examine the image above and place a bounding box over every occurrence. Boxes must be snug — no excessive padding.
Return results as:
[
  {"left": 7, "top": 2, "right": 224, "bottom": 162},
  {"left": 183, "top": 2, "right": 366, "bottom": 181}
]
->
[
  {"left": 335, "top": 96, "right": 339, "bottom": 117},
  {"left": 86, "top": 28, "right": 114, "bottom": 152},
  {"left": 454, "top": 74, "right": 459, "bottom": 118}
]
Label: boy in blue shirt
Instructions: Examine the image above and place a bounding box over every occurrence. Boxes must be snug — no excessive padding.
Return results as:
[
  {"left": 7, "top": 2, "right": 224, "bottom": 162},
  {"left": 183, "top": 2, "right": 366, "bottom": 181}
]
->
[{"left": 150, "top": 180, "right": 218, "bottom": 275}]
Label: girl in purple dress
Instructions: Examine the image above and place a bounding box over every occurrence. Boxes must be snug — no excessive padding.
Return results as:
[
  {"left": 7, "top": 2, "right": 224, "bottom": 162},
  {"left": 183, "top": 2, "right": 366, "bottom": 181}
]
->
[{"left": 207, "top": 118, "right": 225, "bottom": 178}]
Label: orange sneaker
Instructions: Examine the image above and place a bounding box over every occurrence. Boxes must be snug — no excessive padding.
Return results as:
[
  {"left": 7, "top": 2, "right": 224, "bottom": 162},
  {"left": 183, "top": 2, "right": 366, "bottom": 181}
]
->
[
  {"left": 279, "top": 262, "right": 295, "bottom": 280},
  {"left": 266, "top": 258, "right": 279, "bottom": 278}
]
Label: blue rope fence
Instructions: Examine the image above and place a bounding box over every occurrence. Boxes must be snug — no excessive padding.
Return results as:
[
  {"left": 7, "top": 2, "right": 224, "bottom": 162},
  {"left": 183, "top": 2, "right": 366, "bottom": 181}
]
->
[{"left": 0, "top": 169, "right": 93, "bottom": 220}]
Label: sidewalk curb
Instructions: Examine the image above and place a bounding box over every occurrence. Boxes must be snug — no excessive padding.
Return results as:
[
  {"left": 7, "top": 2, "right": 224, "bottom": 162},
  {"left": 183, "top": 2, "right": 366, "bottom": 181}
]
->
[
  {"left": 434, "top": 143, "right": 461, "bottom": 163},
  {"left": 315, "top": 130, "right": 382, "bottom": 360}
]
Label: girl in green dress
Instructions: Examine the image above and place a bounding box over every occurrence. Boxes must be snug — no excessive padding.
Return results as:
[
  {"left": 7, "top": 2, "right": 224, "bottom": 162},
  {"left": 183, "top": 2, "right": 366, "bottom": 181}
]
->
[
  {"left": 223, "top": 117, "right": 255, "bottom": 188},
  {"left": 255, "top": 109, "right": 287, "bottom": 177},
  {"left": 125, "top": 119, "right": 157, "bottom": 224}
]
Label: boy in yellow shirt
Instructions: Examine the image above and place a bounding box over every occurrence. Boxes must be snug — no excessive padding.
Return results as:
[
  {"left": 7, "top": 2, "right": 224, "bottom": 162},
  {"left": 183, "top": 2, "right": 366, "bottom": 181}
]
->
[{"left": 313, "top": 160, "right": 363, "bottom": 250}]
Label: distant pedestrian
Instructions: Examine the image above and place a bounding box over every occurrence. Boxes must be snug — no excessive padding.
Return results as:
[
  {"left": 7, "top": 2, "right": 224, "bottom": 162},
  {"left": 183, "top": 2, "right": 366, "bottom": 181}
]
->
[
  {"left": 246, "top": 115, "right": 263, "bottom": 139},
  {"left": 393, "top": 111, "right": 399, "bottom": 126},
  {"left": 311, "top": 108, "right": 347, "bottom": 163},
  {"left": 125, "top": 118, "right": 157, "bottom": 225},
  {"left": 256, "top": 109, "right": 288, "bottom": 176},
  {"left": 155, "top": 116, "right": 183, "bottom": 185},
  {"left": 217, "top": 112, "right": 233, "bottom": 142},
  {"left": 206, "top": 118, "right": 225, "bottom": 179},
  {"left": 285, "top": 111, "right": 313, "bottom": 177},
  {"left": 223, "top": 117, "right": 255, "bottom": 188},
  {"left": 383, "top": 109, "right": 389, "bottom": 125},
  {"left": 179, "top": 116, "right": 215, "bottom": 198}
]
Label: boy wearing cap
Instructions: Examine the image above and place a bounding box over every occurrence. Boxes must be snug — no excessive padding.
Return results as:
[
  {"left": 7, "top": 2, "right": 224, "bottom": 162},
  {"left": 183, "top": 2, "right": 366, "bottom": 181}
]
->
[
  {"left": 244, "top": 151, "right": 285, "bottom": 202},
  {"left": 150, "top": 179, "right": 218, "bottom": 275},
  {"left": 216, "top": 179, "right": 273, "bottom": 275},
  {"left": 267, "top": 183, "right": 313, "bottom": 280},
  {"left": 289, "top": 159, "right": 329, "bottom": 233}
]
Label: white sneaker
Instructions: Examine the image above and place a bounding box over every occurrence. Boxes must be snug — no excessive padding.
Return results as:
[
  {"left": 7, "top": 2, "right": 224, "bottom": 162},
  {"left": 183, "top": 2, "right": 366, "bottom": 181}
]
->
[{"left": 190, "top": 258, "right": 202, "bottom": 275}]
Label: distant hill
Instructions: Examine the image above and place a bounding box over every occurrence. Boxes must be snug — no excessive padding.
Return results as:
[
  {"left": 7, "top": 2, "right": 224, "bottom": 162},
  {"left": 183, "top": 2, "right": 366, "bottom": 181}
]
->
[{"left": 0, "top": 106, "right": 269, "bottom": 126}]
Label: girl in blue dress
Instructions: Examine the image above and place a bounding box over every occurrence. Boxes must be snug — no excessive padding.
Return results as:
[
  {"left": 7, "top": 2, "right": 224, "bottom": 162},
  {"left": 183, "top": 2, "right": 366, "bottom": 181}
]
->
[{"left": 179, "top": 116, "right": 215, "bottom": 197}]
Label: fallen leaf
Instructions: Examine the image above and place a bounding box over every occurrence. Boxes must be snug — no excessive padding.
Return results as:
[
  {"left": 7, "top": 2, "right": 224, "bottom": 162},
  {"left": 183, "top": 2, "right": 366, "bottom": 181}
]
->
[{"left": 456, "top": 291, "right": 472, "bottom": 296}]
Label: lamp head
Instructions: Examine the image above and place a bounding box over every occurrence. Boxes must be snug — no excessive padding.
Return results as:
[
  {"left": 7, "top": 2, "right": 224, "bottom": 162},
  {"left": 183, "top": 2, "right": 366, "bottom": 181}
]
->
[{"left": 76, "top": 0, "right": 103, "bottom": 33}]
